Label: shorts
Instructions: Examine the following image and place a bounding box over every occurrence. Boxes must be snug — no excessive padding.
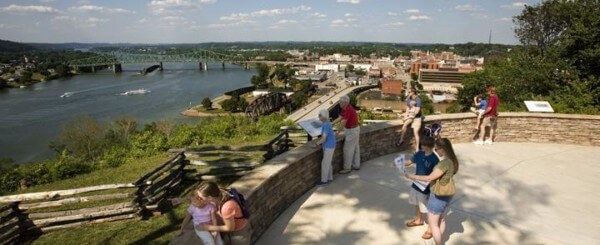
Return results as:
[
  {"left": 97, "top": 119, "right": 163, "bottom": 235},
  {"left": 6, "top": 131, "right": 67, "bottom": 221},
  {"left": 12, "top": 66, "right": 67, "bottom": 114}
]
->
[
  {"left": 477, "top": 109, "right": 485, "bottom": 118},
  {"left": 482, "top": 116, "right": 497, "bottom": 128},
  {"left": 408, "top": 188, "right": 429, "bottom": 213},
  {"left": 411, "top": 117, "right": 422, "bottom": 129},
  {"left": 427, "top": 193, "right": 453, "bottom": 215}
]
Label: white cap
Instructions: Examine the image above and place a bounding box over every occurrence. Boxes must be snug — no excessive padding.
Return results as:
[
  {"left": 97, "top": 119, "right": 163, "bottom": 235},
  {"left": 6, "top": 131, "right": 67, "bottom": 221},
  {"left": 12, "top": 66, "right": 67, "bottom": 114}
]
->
[
  {"left": 339, "top": 95, "right": 350, "bottom": 103},
  {"left": 319, "top": 109, "right": 329, "bottom": 118}
]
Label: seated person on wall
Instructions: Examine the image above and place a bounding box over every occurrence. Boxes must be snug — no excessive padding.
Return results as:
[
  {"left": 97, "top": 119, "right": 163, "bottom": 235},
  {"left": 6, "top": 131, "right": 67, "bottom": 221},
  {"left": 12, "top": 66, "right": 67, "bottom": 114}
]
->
[
  {"left": 195, "top": 182, "right": 251, "bottom": 245},
  {"left": 470, "top": 95, "right": 487, "bottom": 131},
  {"left": 403, "top": 100, "right": 418, "bottom": 124},
  {"left": 397, "top": 90, "right": 422, "bottom": 152}
]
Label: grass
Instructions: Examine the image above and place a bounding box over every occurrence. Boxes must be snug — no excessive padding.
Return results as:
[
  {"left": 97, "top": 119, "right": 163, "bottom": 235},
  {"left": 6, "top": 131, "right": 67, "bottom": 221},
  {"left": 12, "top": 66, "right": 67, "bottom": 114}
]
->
[
  {"left": 15, "top": 140, "right": 270, "bottom": 244},
  {"left": 13, "top": 154, "right": 169, "bottom": 195},
  {"left": 33, "top": 194, "right": 190, "bottom": 245}
]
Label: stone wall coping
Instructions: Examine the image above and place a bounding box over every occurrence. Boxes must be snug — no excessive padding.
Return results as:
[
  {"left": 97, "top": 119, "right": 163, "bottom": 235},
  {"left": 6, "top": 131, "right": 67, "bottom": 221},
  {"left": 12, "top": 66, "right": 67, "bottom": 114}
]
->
[{"left": 227, "top": 111, "right": 600, "bottom": 243}]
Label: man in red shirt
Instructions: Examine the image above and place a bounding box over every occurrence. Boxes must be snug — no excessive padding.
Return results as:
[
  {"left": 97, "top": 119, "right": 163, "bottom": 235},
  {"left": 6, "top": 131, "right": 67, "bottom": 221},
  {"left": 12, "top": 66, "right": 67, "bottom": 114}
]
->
[
  {"left": 338, "top": 95, "right": 360, "bottom": 174},
  {"left": 474, "top": 86, "right": 500, "bottom": 145}
]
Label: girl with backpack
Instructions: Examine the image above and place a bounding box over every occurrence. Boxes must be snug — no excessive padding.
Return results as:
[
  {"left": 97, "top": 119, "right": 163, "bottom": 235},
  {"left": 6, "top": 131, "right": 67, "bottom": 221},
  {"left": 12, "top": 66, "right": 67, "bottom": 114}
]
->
[{"left": 195, "top": 181, "right": 251, "bottom": 245}]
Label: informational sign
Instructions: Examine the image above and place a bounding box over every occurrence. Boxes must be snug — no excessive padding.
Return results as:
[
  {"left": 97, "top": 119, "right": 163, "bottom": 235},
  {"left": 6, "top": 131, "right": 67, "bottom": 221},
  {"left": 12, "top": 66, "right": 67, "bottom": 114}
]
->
[
  {"left": 524, "top": 101, "right": 554, "bottom": 113},
  {"left": 298, "top": 118, "right": 323, "bottom": 137}
]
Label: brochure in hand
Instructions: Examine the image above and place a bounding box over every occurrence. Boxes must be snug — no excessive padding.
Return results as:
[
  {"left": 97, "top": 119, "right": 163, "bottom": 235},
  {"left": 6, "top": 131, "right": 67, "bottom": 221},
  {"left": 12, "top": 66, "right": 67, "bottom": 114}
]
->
[{"left": 394, "top": 154, "right": 406, "bottom": 173}]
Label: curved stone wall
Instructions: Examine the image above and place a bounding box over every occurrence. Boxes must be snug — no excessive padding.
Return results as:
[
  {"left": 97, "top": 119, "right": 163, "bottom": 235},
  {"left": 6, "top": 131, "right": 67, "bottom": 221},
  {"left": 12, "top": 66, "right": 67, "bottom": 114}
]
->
[{"left": 231, "top": 112, "right": 600, "bottom": 243}]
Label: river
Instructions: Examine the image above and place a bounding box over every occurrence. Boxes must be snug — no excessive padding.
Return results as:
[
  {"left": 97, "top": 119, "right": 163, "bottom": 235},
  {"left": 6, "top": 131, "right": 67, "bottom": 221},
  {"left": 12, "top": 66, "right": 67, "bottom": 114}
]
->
[{"left": 0, "top": 63, "right": 255, "bottom": 163}]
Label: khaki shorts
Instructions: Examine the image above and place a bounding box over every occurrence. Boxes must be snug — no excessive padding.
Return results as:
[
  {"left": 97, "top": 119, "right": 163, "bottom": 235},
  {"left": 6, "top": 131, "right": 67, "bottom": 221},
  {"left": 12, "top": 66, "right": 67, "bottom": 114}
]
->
[
  {"left": 411, "top": 117, "right": 422, "bottom": 129},
  {"left": 482, "top": 116, "right": 497, "bottom": 128},
  {"left": 408, "top": 188, "right": 429, "bottom": 213}
]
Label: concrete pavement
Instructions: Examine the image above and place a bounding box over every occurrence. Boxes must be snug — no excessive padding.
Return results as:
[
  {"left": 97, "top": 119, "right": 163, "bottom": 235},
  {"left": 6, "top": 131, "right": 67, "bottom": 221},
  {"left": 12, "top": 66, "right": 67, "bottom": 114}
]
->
[{"left": 257, "top": 142, "right": 600, "bottom": 244}]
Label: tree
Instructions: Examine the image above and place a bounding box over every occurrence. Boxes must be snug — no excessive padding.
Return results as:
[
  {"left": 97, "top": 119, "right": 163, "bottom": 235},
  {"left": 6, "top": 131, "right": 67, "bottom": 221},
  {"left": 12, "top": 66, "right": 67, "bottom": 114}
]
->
[
  {"left": 220, "top": 95, "right": 248, "bottom": 112},
  {"left": 513, "top": 1, "right": 572, "bottom": 53},
  {"left": 346, "top": 64, "right": 355, "bottom": 72},
  {"left": 251, "top": 63, "right": 271, "bottom": 88},
  {"left": 290, "top": 92, "right": 309, "bottom": 110},
  {"left": 54, "top": 116, "right": 108, "bottom": 161},
  {"left": 20, "top": 71, "right": 32, "bottom": 84},
  {"left": 348, "top": 93, "right": 358, "bottom": 108},
  {"left": 201, "top": 97, "right": 213, "bottom": 109}
]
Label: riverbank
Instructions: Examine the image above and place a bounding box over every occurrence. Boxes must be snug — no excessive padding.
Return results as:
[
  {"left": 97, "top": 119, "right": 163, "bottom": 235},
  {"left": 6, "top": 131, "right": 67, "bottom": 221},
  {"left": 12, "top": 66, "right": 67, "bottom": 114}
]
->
[{"left": 180, "top": 108, "right": 244, "bottom": 118}]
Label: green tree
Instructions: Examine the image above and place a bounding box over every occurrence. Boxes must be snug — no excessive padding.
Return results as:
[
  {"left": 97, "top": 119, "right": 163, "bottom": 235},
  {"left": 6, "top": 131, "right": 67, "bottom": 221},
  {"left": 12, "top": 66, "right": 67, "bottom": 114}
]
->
[
  {"left": 201, "top": 97, "right": 213, "bottom": 109},
  {"left": 346, "top": 64, "right": 355, "bottom": 72},
  {"left": 20, "top": 71, "right": 32, "bottom": 84},
  {"left": 290, "top": 92, "right": 309, "bottom": 109}
]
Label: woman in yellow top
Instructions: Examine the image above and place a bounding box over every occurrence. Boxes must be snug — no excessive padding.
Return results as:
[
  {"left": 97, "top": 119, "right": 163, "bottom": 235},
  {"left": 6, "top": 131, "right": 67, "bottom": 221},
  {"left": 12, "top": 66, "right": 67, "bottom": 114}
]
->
[{"left": 406, "top": 138, "right": 459, "bottom": 245}]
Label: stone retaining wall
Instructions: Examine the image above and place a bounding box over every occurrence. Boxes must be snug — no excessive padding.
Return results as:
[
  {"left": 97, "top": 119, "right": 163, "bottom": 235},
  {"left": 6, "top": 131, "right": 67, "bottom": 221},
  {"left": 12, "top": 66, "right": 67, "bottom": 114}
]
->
[{"left": 231, "top": 112, "right": 600, "bottom": 243}]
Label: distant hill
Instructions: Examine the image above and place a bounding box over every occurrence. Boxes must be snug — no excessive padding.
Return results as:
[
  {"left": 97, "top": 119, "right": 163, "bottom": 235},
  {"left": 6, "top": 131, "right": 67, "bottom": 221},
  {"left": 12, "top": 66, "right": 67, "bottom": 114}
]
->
[{"left": 0, "top": 39, "right": 35, "bottom": 53}]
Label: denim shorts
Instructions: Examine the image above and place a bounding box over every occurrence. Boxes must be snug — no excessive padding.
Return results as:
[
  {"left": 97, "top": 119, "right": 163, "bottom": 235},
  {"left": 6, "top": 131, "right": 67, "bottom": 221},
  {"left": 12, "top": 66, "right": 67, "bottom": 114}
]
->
[{"left": 427, "top": 193, "right": 453, "bottom": 215}]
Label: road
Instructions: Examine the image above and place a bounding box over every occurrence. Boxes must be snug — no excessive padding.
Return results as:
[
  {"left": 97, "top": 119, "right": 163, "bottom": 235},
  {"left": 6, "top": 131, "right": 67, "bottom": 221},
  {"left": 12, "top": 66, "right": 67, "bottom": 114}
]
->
[{"left": 287, "top": 84, "right": 373, "bottom": 123}]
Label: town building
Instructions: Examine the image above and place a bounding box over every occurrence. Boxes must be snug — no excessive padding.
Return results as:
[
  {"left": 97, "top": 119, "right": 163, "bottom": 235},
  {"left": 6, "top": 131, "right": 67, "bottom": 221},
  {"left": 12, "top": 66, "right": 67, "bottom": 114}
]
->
[
  {"left": 315, "top": 64, "right": 339, "bottom": 72},
  {"left": 381, "top": 78, "right": 404, "bottom": 96},
  {"left": 418, "top": 68, "right": 472, "bottom": 93}
]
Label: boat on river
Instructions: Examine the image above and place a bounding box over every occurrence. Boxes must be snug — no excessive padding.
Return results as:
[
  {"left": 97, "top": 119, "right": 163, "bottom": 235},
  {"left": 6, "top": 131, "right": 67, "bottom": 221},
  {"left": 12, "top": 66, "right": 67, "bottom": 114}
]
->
[
  {"left": 119, "top": 89, "right": 151, "bottom": 96},
  {"left": 60, "top": 92, "right": 74, "bottom": 98}
]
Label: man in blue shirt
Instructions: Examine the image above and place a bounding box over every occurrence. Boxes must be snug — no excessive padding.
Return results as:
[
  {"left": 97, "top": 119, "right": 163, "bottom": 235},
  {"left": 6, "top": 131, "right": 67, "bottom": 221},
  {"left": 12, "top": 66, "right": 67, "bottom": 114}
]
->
[{"left": 404, "top": 136, "right": 439, "bottom": 239}]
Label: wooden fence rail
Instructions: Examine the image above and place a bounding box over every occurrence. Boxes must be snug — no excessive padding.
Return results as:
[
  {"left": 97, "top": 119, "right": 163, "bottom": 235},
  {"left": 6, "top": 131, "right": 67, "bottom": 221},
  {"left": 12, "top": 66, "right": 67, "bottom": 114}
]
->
[{"left": 0, "top": 152, "right": 187, "bottom": 242}]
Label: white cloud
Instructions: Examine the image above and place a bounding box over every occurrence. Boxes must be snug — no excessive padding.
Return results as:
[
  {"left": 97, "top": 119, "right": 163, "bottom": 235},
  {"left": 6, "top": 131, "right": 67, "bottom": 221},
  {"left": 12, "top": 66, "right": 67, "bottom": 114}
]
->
[
  {"left": 455, "top": 4, "right": 481, "bottom": 12},
  {"left": 77, "top": 0, "right": 91, "bottom": 4},
  {"left": 278, "top": 19, "right": 297, "bottom": 24},
  {"left": 1, "top": 4, "right": 59, "bottom": 14},
  {"left": 501, "top": 2, "right": 526, "bottom": 9},
  {"left": 148, "top": 0, "right": 214, "bottom": 15},
  {"left": 162, "top": 16, "right": 185, "bottom": 21},
  {"left": 69, "top": 5, "right": 134, "bottom": 14},
  {"left": 52, "top": 15, "right": 77, "bottom": 22},
  {"left": 409, "top": 15, "right": 431, "bottom": 21},
  {"left": 495, "top": 17, "right": 512, "bottom": 22},
  {"left": 39, "top": 0, "right": 55, "bottom": 2},
  {"left": 344, "top": 13, "right": 354, "bottom": 17},
  {"left": 330, "top": 18, "right": 357, "bottom": 27},
  {"left": 201, "top": 20, "right": 256, "bottom": 29},
  {"left": 311, "top": 12, "right": 326, "bottom": 18},
  {"left": 220, "top": 5, "right": 311, "bottom": 21},
  {"left": 386, "top": 22, "right": 405, "bottom": 28},
  {"left": 137, "top": 18, "right": 149, "bottom": 23},
  {"left": 336, "top": 0, "right": 360, "bottom": 4},
  {"left": 404, "top": 9, "right": 420, "bottom": 14},
  {"left": 387, "top": 12, "right": 398, "bottom": 16},
  {"left": 85, "top": 17, "right": 108, "bottom": 27}
]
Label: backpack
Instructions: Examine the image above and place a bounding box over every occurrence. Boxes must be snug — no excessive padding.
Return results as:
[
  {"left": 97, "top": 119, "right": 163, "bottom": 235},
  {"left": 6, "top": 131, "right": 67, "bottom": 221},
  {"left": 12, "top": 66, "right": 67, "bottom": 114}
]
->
[
  {"left": 422, "top": 122, "right": 442, "bottom": 139},
  {"left": 227, "top": 188, "right": 251, "bottom": 219}
]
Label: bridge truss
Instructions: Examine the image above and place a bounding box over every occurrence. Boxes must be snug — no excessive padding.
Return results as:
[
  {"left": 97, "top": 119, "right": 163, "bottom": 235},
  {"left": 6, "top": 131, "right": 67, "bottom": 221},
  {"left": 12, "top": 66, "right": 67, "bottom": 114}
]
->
[
  {"left": 245, "top": 92, "right": 290, "bottom": 122},
  {"left": 67, "top": 49, "right": 248, "bottom": 67}
]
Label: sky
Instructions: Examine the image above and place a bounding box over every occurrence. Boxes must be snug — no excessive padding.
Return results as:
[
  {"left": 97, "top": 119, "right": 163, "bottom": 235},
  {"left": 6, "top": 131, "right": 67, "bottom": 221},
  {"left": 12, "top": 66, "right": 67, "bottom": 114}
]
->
[{"left": 0, "top": 0, "right": 540, "bottom": 44}]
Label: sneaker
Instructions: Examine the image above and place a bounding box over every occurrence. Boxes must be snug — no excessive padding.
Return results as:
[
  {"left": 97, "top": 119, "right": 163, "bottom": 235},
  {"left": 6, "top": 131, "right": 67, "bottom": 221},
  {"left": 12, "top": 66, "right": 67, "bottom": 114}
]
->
[
  {"left": 484, "top": 139, "right": 493, "bottom": 145},
  {"left": 473, "top": 140, "right": 484, "bottom": 145},
  {"left": 316, "top": 181, "right": 329, "bottom": 185},
  {"left": 351, "top": 167, "right": 360, "bottom": 171},
  {"left": 338, "top": 169, "right": 351, "bottom": 174}
]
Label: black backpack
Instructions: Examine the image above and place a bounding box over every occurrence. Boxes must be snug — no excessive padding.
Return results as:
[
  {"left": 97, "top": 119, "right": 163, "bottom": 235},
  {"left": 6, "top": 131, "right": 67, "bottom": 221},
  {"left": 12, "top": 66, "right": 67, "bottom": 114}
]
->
[{"left": 228, "top": 188, "right": 250, "bottom": 219}]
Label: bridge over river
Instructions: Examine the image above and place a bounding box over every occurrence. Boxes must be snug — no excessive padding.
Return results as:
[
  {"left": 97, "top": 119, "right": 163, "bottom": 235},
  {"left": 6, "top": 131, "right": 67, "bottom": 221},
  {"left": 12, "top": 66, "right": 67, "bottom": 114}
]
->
[{"left": 67, "top": 50, "right": 315, "bottom": 73}]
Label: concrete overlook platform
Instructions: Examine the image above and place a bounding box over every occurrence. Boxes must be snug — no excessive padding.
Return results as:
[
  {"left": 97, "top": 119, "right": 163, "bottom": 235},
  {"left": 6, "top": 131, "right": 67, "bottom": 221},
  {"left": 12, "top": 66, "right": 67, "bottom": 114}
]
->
[{"left": 257, "top": 142, "right": 600, "bottom": 244}]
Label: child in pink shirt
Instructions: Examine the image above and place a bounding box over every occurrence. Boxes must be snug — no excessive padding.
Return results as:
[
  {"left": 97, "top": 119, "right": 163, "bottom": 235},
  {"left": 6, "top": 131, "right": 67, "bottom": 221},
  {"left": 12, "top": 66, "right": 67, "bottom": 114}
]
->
[{"left": 178, "top": 187, "right": 222, "bottom": 245}]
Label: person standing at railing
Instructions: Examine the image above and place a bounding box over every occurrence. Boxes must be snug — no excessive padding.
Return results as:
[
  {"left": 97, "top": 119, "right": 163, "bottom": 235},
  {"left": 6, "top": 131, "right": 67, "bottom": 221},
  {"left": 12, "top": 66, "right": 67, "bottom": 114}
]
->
[
  {"left": 474, "top": 87, "right": 499, "bottom": 145},
  {"left": 313, "top": 109, "right": 336, "bottom": 185},
  {"left": 336, "top": 95, "right": 360, "bottom": 174}
]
